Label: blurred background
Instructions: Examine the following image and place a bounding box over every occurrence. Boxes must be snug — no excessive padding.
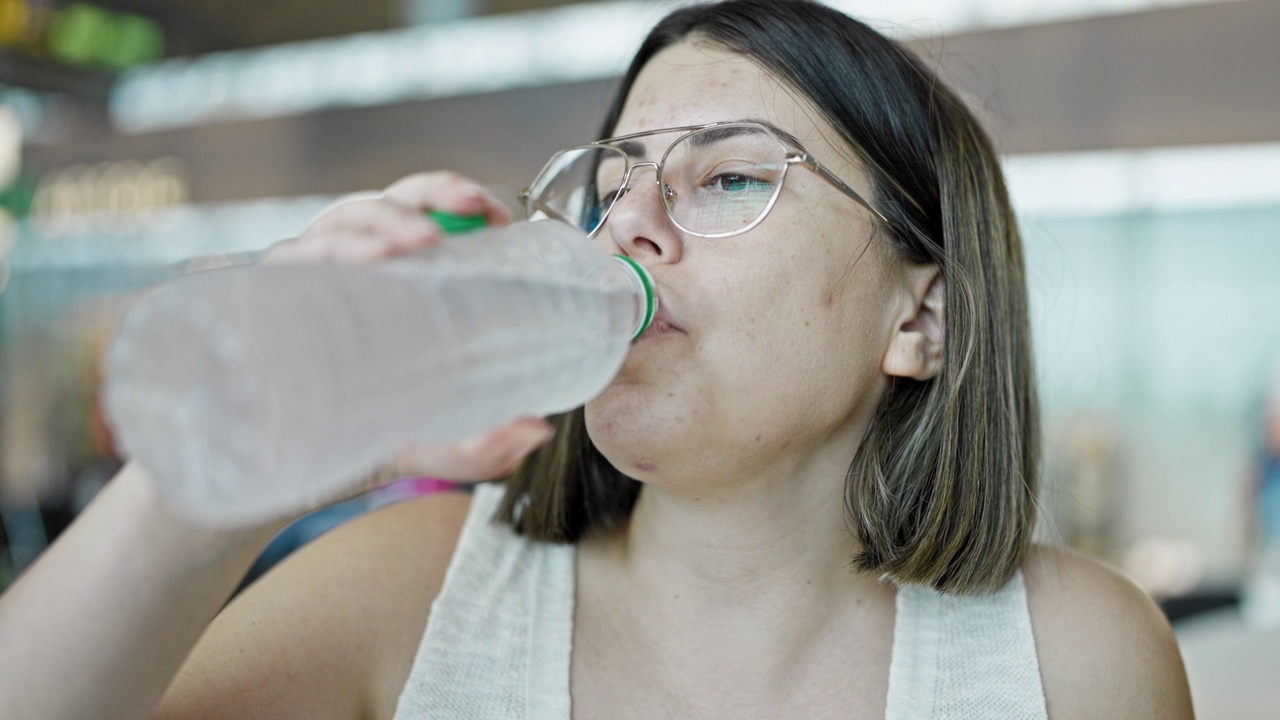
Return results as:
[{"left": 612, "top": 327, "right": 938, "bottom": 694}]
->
[{"left": 0, "top": 0, "right": 1276, "bottom": 715}]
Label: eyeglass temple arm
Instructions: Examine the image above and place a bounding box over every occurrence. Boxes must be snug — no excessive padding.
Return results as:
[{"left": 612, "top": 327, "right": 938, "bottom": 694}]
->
[
  {"left": 518, "top": 191, "right": 583, "bottom": 229},
  {"left": 790, "top": 153, "right": 893, "bottom": 228}
]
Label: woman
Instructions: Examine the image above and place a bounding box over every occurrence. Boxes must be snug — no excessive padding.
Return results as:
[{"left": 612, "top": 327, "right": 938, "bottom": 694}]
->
[{"left": 0, "top": 1, "right": 1193, "bottom": 718}]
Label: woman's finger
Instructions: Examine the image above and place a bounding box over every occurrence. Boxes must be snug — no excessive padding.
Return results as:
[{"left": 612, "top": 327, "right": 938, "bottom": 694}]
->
[
  {"left": 276, "top": 173, "right": 512, "bottom": 266},
  {"left": 266, "top": 210, "right": 440, "bottom": 265},
  {"left": 309, "top": 198, "right": 438, "bottom": 244},
  {"left": 296, "top": 191, "right": 382, "bottom": 236},
  {"left": 384, "top": 417, "right": 556, "bottom": 483},
  {"left": 382, "top": 171, "right": 512, "bottom": 228}
]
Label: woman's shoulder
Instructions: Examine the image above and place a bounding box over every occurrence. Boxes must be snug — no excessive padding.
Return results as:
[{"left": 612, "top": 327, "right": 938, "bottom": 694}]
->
[
  {"left": 158, "top": 488, "right": 474, "bottom": 720},
  {"left": 327, "top": 486, "right": 474, "bottom": 576},
  {"left": 320, "top": 487, "right": 474, "bottom": 650},
  {"left": 273, "top": 488, "right": 476, "bottom": 714},
  {"left": 1021, "top": 544, "right": 1194, "bottom": 719},
  {"left": 290, "top": 488, "right": 474, "bottom": 619}
]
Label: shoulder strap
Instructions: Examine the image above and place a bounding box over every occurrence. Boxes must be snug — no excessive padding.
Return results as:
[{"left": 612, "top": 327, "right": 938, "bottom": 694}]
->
[
  {"left": 885, "top": 570, "right": 1049, "bottom": 719},
  {"left": 393, "top": 483, "right": 575, "bottom": 720}
]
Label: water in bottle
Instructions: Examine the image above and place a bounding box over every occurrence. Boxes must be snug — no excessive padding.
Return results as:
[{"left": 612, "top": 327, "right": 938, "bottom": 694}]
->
[{"left": 102, "top": 219, "right": 657, "bottom": 527}]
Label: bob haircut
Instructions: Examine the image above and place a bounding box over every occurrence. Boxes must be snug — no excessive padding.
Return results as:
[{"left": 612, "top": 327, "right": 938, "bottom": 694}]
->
[{"left": 498, "top": 0, "right": 1040, "bottom": 595}]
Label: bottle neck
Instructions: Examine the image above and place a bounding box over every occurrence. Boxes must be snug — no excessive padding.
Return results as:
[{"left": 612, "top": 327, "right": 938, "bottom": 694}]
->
[{"left": 611, "top": 255, "right": 657, "bottom": 340}]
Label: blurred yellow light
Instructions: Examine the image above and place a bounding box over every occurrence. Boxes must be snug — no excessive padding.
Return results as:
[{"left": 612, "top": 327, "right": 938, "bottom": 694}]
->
[{"left": 0, "top": 0, "right": 30, "bottom": 46}]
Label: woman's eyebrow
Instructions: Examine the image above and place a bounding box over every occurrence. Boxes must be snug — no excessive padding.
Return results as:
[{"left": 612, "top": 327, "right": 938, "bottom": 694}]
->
[
  {"left": 608, "top": 119, "right": 806, "bottom": 156},
  {"left": 616, "top": 140, "right": 646, "bottom": 159},
  {"left": 706, "top": 117, "right": 803, "bottom": 148},
  {"left": 733, "top": 118, "right": 806, "bottom": 149}
]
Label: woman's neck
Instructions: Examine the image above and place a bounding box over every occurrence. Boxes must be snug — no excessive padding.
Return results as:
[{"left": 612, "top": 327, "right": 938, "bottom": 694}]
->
[
  {"left": 576, "top": 458, "right": 896, "bottom": 704},
  {"left": 594, "top": 445, "right": 889, "bottom": 635},
  {"left": 634, "top": 474, "right": 852, "bottom": 588}
]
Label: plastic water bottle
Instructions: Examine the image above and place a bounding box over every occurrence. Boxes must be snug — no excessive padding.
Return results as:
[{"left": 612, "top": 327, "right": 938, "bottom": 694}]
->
[{"left": 102, "top": 219, "right": 657, "bottom": 527}]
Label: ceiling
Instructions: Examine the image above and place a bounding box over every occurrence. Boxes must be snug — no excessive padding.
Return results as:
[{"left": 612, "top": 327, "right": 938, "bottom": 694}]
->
[
  {"left": 0, "top": 0, "right": 584, "bottom": 97},
  {"left": 93, "top": 0, "right": 581, "bottom": 56},
  {"left": 102, "top": 0, "right": 391, "bottom": 55},
  {"left": 21, "top": 0, "right": 1279, "bottom": 205}
]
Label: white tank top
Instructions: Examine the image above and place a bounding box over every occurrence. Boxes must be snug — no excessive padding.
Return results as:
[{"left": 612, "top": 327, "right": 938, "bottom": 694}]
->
[{"left": 392, "top": 483, "right": 1048, "bottom": 719}]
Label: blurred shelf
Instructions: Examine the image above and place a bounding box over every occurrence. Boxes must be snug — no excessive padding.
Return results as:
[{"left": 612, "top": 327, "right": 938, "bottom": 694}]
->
[
  {"left": 1163, "top": 587, "right": 1242, "bottom": 625},
  {"left": 0, "top": 51, "right": 115, "bottom": 100}
]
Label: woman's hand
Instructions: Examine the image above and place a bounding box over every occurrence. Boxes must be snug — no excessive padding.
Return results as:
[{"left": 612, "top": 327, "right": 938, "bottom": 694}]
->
[
  {"left": 265, "top": 171, "right": 511, "bottom": 263},
  {"left": 269, "top": 172, "right": 553, "bottom": 486}
]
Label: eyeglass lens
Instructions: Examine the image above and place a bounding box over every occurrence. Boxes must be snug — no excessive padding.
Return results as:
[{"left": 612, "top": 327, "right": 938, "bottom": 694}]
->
[{"left": 526, "top": 125, "right": 789, "bottom": 237}]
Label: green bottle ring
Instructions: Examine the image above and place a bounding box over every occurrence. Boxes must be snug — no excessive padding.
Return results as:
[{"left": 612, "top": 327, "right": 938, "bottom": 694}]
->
[
  {"left": 612, "top": 254, "right": 657, "bottom": 340},
  {"left": 427, "top": 210, "right": 487, "bottom": 234}
]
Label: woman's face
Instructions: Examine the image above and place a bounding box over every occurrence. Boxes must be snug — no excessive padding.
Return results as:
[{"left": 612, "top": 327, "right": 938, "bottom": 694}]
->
[{"left": 585, "top": 40, "right": 912, "bottom": 488}]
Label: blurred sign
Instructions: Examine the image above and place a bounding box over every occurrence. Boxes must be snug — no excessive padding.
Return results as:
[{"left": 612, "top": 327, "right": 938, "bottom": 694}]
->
[{"left": 29, "top": 157, "right": 189, "bottom": 235}]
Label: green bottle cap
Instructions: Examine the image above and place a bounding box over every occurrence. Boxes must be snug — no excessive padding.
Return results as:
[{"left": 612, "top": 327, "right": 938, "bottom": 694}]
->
[{"left": 428, "top": 210, "right": 487, "bottom": 234}]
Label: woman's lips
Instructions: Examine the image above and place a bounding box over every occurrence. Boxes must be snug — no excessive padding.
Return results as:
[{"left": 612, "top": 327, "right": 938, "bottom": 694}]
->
[
  {"left": 642, "top": 306, "right": 683, "bottom": 338},
  {"left": 647, "top": 318, "right": 679, "bottom": 334}
]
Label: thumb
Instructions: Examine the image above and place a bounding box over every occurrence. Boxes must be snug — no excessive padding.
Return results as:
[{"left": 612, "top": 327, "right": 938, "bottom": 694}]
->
[{"left": 387, "top": 417, "right": 556, "bottom": 483}]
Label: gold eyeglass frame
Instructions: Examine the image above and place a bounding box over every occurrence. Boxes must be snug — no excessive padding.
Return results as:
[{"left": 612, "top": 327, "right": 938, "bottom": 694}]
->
[{"left": 519, "top": 121, "right": 893, "bottom": 240}]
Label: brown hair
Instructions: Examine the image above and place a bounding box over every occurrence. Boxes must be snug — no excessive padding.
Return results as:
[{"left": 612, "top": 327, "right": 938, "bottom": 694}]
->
[{"left": 498, "top": 0, "right": 1040, "bottom": 595}]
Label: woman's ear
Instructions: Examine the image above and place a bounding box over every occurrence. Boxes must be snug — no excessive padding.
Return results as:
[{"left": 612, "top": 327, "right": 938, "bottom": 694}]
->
[{"left": 882, "top": 265, "right": 945, "bottom": 381}]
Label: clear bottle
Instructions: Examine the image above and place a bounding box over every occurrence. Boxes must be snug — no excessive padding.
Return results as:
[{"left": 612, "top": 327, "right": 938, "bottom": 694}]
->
[{"left": 102, "top": 219, "right": 657, "bottom": 527}]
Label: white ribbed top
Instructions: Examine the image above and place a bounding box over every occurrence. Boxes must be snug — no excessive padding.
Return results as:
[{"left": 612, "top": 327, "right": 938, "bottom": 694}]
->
[
  {"left": 885, "top": 567, "right": 1049, "bottom": 719},
  {"left": 393, "top": 483, "right": 1048, "bottom": 719}
]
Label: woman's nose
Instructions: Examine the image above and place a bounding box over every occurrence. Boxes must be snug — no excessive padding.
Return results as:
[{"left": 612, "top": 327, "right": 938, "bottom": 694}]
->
[{"left": 599, "top": 163, "right": 684, "bottom": 265}]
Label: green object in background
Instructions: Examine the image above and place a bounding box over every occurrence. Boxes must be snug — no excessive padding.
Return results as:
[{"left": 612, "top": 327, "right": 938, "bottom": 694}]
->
[
  {"left": 103, "top": 13, "right": 164, "bottom": 69},
  {"left": 0, "top": 174, "right": 36, "bottom": 217},
  {"left": 46, "top": 3, "right": 164, "bottom": 70},
  {"left": 428, "top": 210, "right": 486, "bottom": 235},
  {"left": 47, "top": 3, "right": 113, "bottom": 67}
]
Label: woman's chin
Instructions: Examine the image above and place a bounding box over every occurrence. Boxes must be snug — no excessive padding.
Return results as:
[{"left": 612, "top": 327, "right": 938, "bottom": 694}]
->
[{"left": 584, "top": 393, "right": 688, "bottom": 479}]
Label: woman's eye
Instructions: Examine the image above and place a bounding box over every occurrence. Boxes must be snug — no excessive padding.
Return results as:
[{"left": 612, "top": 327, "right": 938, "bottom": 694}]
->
[
  {"left": 596, "top": 184, "right": 622, "bottom": 206},
  {"left": 712, "top": 173, "right": 770, "bottom": 193}
]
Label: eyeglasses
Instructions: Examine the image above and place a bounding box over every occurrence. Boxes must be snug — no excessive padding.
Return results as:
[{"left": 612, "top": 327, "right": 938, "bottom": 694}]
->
[{"left": 519, "top": 121, "right": 891, "bottom": 239}]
